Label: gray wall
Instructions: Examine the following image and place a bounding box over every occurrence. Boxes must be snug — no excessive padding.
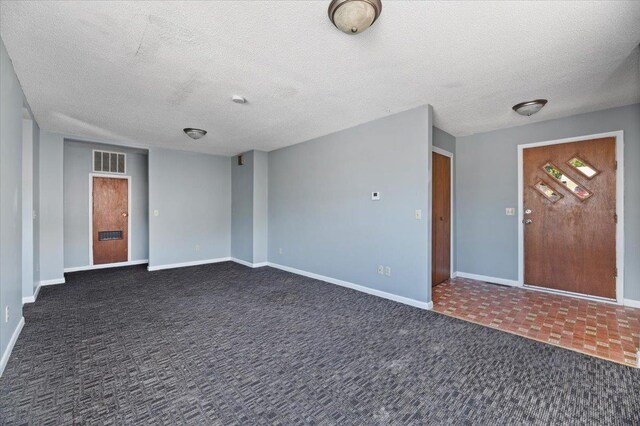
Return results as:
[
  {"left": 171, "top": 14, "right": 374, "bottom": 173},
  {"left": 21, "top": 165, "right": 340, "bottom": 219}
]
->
[
  {"left": 148, "top": 148, "right": 231, "bottom": 268},
  {"left": 21, "top": 119, "right": 33, "bottom": 299},
  {"left": 253, "top": 151, "right": 268, "bottom": 264},
  {"left": 433, "top": 126, "right": 456, "bottom": 154},
  {"left": 268, "top": 106, "right": 433, "bottom": 303},
  {"left": 32, "top": 120, "right": 40, "bottom": 291},
  {"left": 0, "top": 38, "right": 24, "bottom": 364},
  {"left": 231, "top": 151, "right": 254, "bottom": 263},
  {"left": 456, "top": 103, "right": 640, "bottom": 300},
  {"left": 432, "top": 126, "right": 456, "bottom": 272},
  {"left": 231, "top": 150, "right": 268, "bottom": 265},
  {"left": 63, "top": 141, "right": 149, "bottom": 268},
  {"left": 38, "top": 131, "right": 65, "bottom": 282}
]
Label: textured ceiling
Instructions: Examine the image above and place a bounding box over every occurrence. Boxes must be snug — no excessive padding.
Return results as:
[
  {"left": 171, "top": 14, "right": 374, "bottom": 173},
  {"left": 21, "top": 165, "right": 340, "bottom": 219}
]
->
[{"left": 1, "top": 1, "right": 639, "bottom": 156}]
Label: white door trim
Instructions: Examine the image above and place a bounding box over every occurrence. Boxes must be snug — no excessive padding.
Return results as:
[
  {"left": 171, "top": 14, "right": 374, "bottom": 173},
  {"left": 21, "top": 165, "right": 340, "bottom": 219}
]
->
[
  {"left": 431, "top": 146, "right": 455, "bottom": 280},
  {"left": 517, "top": 130, "right": 624, "bottom": 304},
  {"left": 89, "top": 173, "right": 132, "bottom": 266}
]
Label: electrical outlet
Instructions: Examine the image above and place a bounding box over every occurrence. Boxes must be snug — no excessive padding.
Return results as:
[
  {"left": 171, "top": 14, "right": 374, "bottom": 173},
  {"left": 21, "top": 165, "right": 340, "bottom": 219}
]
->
[
  {"left": 385, "top": 266, "right": 391, "bottom": 276},
  {"left": 195, "top": 244, "right": 200, "bottom": 252},
  {"left": 5, "top": 306, "right": 9, "bottom": 323},
  {"left": 506, "top": 208, "right": 516, "bottom": 216},
  {"left": 377, "top": 265, "right": 384, "bottom": 275},
  {"left": 279, "top": 248, "right": 283, "bottom": 255}
]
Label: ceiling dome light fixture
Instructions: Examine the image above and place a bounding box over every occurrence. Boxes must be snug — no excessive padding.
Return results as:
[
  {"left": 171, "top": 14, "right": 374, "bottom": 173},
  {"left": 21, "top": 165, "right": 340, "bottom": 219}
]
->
[
  {"left": 328, "top": 0, "right": 382, "bottom": 35},
  {"left": 512, "top": 99, "right": 548, "bottom": 116},
  {"left": 183, "top": 128, "right": 207, "bottom": 140}
]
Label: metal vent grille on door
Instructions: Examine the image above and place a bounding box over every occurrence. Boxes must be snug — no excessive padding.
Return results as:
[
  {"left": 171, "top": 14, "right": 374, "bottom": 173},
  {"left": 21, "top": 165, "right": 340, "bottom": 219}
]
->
[
  {"left": 98, "top": 230, "right": 123, "bottom": 241},
  {"left": 93, "top": 150, "right": 126, "bottom": 174}
]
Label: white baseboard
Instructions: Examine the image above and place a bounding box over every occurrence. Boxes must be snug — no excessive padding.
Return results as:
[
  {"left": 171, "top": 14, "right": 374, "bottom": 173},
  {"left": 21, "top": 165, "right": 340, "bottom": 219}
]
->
[
  {"left": 455, "top": 272, "right": 520, "bottom": 287},
  {"left": 231, "top": 258, "right": 268, "bottom": 268},
  {"left": 267, "top": 262, "right": 433, "bottom": 310},
  {"left": 624, "top": 298, "right": 640, "bottom": 309},
  {"left": 23, "top": 282, "right": 40, "bottom": 304},
  {"left": 64, "top": 259, "right": 148, "bottom": 273},
  {"left": 39, "top": 277, "right": 66, "bottom": 286},
  {"left": 0, "top": 316, "right": 25, "bottom": 378},
  {"left": 147, "top": 257, "right": 231, "bottom": 272}
]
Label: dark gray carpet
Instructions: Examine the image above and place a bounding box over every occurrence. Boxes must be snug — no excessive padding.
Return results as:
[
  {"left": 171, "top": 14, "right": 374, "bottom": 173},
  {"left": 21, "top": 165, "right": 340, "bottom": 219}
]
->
[{"left": 1, "top": 262, "right": 638, "bottom": 425}]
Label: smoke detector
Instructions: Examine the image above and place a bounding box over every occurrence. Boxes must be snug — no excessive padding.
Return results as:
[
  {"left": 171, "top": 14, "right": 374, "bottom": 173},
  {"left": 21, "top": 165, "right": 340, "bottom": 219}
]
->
[{"left": 232, "top": 95, "right": 247, "bottom": 104}]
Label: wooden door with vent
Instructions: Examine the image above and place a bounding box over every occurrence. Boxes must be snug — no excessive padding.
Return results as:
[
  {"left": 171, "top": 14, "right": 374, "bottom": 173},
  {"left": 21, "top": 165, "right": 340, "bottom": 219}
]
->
[
  {"left": 523, "top": 137, "right": 616, "bottom": 299},
  {"left": 92, "top": 176, "right": 129, "bottom": 265}
]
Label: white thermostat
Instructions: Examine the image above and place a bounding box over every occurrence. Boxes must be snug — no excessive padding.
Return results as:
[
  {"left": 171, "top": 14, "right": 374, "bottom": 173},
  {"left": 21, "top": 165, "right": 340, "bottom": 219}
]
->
[{"left": 371, "top": 191, "right": 381, "bottom": 201}]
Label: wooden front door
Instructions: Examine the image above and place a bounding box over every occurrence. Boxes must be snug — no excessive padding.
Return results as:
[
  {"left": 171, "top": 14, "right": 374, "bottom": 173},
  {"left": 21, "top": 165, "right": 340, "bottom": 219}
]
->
[
  {"left": 432, "top": 151, "right": 451, "bottom": 286},
  {"left": 92, "top": 176, "right": 128, "bottom": 265},
  {"left": 523, "top": 137, "right": 616, "bottom": 299}
]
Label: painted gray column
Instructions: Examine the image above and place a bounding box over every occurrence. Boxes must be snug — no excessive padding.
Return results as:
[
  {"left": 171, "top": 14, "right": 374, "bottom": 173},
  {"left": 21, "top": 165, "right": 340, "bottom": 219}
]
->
[
  {"left": 38, "top": 131, "right": 65, "bottom": 283},
  {"left": 231, "top": 150, "right": 268, "bottom": 265},
  {"left": 21, "top": 119, "right": 34, "bottom": 299}
]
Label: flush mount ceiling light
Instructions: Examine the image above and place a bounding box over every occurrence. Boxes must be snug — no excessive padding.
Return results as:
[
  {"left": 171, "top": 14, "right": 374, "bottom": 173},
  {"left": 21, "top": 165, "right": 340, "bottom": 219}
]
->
[
  {"left": 512, "top": 99, "right": 548, "bottom": 116},
  {"left": 183, "top": 128, "right": 207, "bottom": 140},
  {"left": 328, "top": 0, "right": 382, "bottom": 35}
]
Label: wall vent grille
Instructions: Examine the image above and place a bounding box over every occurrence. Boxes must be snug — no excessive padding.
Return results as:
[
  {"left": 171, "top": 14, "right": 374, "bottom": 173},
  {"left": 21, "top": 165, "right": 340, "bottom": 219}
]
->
[{"left": 93, "top": 150, "right": 125, "bottom": 174}]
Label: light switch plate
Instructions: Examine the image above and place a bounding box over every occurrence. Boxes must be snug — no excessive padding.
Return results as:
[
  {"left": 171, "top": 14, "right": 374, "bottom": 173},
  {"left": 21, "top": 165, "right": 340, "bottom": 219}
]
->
[
  {"left": 506, "top": 208, "right": 516, "bottom": 216},
  {"left": 415, "top": 209, "right": 422, "bottom": 220},
  {"left": 371, "top": 191, "right": 380, "bottom": 201},
  {"left": 153, "top": 210, "right": 159, "bottom": 216}
]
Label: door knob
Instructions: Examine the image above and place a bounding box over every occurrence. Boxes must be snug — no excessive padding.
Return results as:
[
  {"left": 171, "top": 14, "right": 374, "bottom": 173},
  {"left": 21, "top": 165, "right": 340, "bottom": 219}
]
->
[
  {"left": 524, "top": 219, "right": 533, "bottom": 225},
  {"left": 122, "top": 212, "right": 128, "bottom": 217},
  {"left": 525, "top": 209, "right": 532, "bottom": 215}
]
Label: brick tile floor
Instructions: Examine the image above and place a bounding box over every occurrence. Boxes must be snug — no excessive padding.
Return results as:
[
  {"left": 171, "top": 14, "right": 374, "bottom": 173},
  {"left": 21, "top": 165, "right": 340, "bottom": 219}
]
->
[{"left": 432, "top": 278, "right": 640, "bottom": 367}]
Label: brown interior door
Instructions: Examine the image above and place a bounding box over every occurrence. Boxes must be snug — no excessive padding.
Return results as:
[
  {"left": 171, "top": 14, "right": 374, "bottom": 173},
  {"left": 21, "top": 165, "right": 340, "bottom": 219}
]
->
[
  {"left": 93, "top": 176, "right": 128, "bottom": 265},
  {"left": 523, "top": 137, "right": 616, "bottom": 299},
  {"left": 432, "top": 151, "right": 451, "bottom": 286}
]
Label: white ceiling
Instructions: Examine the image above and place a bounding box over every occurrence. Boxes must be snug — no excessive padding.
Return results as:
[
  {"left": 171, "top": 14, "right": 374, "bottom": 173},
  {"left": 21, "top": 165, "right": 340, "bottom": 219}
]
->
[{"left": 1, "top": 1, "right": 639, "bottom": 156}]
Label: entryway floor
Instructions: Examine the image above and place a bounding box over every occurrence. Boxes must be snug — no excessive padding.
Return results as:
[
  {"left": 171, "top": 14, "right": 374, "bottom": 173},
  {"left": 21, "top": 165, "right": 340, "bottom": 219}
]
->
[{"left": 433, "top": 278, "right": 640, "bottom": 368}]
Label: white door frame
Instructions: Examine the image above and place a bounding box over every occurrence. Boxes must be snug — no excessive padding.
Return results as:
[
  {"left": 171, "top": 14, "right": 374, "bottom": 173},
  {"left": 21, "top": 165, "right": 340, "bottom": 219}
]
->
[
  {"left": 89, "top": 173, "right": 132, "bottom": 266},
  {"left": 517, "top": 131, "right": 624, "bottom": 304},
  {"left": 432, "top": 146, "right": 455, "bottom": 280}
]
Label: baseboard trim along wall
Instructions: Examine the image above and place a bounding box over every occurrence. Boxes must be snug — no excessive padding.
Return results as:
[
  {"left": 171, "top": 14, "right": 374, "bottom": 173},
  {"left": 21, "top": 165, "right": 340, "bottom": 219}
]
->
[
  {"left": 22, "top": 282, "right": 42, "bottom": 304},
  {"left": 64, "top": 259, "right": 148, "bottom": 273},
  {"left": 39, "top": 277, "right": 66, "bottom": 286},
  {"left": 147, "top": 257, "right": 232, "bottom": 272},
  {"left": 624, "top": 299, "right": 640, "bottom": 309},
  {"left": 455, "top": 272, "right": 520, "bottom": 287},
  {"left": 0, "top": 317, "right": 25, "bottom": 378},
  {"left": 456, "top": 272, "right": 640, "bottom": 307},
  {"left": 231, "top": 258, "right": 268, "bottom": 268},
  {"left": 267, "top": 262, "right": 433, "bottom": 310}
]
